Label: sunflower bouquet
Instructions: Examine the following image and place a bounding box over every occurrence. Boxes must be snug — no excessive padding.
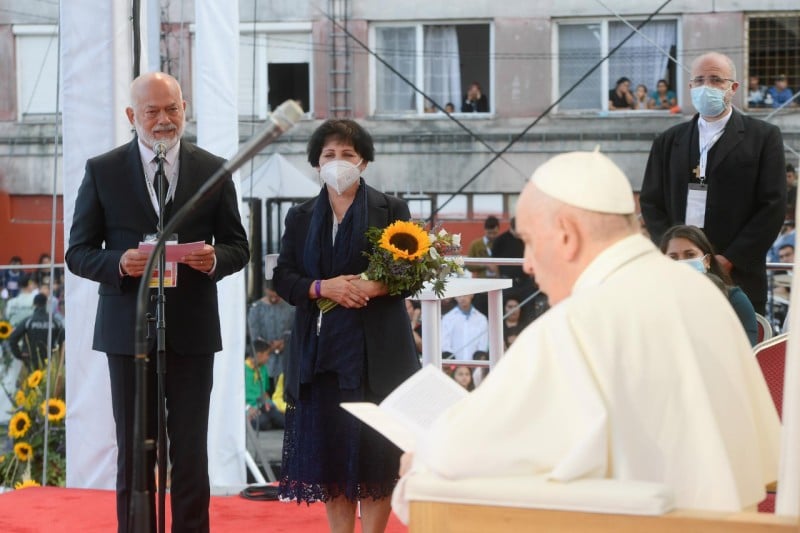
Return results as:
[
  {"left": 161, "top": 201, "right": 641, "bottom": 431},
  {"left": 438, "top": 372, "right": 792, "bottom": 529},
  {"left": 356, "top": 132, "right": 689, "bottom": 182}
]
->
[
  {"left": 0, "top": 351, "right": 66, "bottom": 490},
  {"left": 317, "top": 220, "right": 463, "bottom": 312}
]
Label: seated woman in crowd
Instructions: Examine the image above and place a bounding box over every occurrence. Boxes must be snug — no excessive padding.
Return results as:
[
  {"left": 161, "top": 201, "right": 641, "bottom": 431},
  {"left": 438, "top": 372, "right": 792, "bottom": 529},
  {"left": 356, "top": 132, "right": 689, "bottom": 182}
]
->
[
  {"left": 450, "top": 365, "right": 475, "bottom": 391},
  {"left": 659, "top": 225, "right": 758, "bottom": 346},
  {"left": 503, "top": 297, "right": 525, "bottom": 348}
]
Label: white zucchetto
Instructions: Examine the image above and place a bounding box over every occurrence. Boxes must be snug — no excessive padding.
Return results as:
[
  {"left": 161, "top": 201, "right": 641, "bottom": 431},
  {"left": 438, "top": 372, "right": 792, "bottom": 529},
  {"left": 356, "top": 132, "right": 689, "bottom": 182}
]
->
[{"left": 531, "top": 150, "right": 635, "bottom": 215}]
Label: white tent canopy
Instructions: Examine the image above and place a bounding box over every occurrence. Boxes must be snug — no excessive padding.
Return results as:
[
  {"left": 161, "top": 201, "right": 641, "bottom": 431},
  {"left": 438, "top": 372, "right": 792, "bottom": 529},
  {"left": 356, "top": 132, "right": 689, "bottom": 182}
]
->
[{"left": 240, "top": 153, "right": 319, "bottom": 199}]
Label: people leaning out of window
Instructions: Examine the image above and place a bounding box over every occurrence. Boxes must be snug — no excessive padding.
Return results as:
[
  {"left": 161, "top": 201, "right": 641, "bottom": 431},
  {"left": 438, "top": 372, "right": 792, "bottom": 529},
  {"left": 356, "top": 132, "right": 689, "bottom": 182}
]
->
[{"left": 608, "top": 77, "right": 634, "bottom": 110}]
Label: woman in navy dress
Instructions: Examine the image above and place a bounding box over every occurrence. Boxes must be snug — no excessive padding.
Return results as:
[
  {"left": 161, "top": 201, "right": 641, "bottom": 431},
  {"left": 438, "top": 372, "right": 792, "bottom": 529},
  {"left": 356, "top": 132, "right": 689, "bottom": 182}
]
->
[{"left": 273, "top": 119, "right": 420, "bottom": 532}]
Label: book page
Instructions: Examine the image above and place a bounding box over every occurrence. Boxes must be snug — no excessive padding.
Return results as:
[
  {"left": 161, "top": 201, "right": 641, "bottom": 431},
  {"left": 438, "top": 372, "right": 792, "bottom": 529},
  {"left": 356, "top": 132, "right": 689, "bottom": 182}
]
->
[
  {"left": 340, "top": 403, "right": 417, "bottom": 452},
  {"left": 341, "top": 365, "right": 468, "bottom": 452},
  {"left": 380, "top": 365, "right": 468, "bottom": 432}
]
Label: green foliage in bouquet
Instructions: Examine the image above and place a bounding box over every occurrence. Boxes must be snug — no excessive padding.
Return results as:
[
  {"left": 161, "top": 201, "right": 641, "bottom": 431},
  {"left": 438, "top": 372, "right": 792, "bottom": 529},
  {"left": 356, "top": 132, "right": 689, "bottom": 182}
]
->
[
  {"left": 362, "top": 220, "right": 463, "bottom": 297},
  {"left": 316, "top": 220, "right": 463, "bottom": 312}
]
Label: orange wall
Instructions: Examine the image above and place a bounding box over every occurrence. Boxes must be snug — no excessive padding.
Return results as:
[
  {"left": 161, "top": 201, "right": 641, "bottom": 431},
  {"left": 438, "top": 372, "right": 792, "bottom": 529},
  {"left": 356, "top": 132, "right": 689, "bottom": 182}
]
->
[{"left": 0, "top": 192, "right": 64, "bottom": 265}]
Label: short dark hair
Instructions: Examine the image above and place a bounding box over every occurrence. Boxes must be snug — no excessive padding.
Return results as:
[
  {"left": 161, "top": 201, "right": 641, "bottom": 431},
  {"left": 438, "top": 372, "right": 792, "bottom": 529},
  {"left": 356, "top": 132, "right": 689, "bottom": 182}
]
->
[
  {"left": 484, "top": 215, "right": 500, "bottom": 230},
  {"left": 33, "top": 293, "right": 47, "bottom": 307},
  {"left": 306, "top": 119, "right": 375, "bottom": 167},
  {"left": 779, "top": 243, "right": 795, "bottom": 251},
  {"left": 616, "top": 77, "right": 630, "bottom": 86},
  {"left": 252, "top": 339, "right": 270, "bottom": 354},
  {"left": 788, "top": 164, "right": 796, "bottom": 174}
]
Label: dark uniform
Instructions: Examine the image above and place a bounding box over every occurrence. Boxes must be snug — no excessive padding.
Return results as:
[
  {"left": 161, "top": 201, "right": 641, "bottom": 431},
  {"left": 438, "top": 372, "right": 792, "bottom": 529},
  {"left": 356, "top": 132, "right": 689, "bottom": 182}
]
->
[{"left": 8, "top": 303, "right": 64, "bottom": 369}]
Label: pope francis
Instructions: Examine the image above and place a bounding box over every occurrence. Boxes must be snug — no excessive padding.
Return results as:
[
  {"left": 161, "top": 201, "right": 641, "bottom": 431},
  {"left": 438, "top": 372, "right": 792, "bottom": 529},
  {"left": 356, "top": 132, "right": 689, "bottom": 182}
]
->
[{"left": 393, "top": 150, "right": 780, "bottom": 520}]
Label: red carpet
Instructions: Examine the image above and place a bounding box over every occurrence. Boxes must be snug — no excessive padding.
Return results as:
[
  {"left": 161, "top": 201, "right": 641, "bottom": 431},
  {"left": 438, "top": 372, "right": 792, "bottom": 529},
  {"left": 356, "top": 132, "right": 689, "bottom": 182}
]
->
[{"left": 0, "top": 486, "right": 408, "bottom": 532}]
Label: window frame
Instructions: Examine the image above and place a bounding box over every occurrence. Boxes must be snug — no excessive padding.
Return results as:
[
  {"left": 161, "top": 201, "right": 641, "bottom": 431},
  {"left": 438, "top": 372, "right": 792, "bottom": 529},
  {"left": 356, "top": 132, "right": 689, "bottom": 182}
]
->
[
  {"left": 191, "top": 21, "right": 313, "bottom": 121},
  {"left": 745, "top": 12, "right": 800, "bottom": 111},
  {"left": 368, "top": 20, "right": 495, "bottom": 118},
  {"left": 239, "top": 22, "right": 313, "bottom": 120},
  {"left": 13, "top": 24, "right": 60, "bottom": 121},
  {"left": 552, "top": 16, "right": 682, "bottom": 114}
]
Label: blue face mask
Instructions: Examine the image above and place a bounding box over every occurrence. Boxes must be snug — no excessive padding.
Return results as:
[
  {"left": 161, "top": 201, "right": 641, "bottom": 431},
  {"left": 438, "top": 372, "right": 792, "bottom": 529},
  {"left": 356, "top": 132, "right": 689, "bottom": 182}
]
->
[
  {"left": 678, "top": 257, "right": 707, "bottom": 273},
  {"left": 691, "top": 86, "right": 728, "bottom": 117}
]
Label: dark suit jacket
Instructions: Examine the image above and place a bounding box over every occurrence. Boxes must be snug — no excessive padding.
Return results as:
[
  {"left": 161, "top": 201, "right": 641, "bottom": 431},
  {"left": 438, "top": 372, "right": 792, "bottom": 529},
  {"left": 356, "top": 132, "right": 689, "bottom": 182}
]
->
[
  {"left": 640, "top": 109, "right": 786, "bottom": 310},
  {"left": 274, "top": 185, "right": 421, "bottom": 402},
  {"left": 66, "top": 139, "right": 250, "bottom": 355}
]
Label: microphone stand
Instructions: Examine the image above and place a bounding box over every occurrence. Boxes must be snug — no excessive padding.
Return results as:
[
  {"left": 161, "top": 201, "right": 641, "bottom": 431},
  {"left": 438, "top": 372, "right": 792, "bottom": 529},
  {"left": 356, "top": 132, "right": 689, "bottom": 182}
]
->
[
  {"left": 154, "top": 150, "right": 168, "bottom": 533},
  {"left": 130, "top": 100, "right": 303, "bottom": 533},
  {"left": 129, "top": 146, "right": 168, "bottom": 533}
]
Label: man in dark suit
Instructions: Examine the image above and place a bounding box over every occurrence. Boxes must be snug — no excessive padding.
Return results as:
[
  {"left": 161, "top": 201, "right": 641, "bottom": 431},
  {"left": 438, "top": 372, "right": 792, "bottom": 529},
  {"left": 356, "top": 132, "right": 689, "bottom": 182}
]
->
[
  {"left": 66, "top": 72, "right": 249, "bottom": 533},
  {"left": 640, "top": 52, "right": 786, "bottom": 313}
]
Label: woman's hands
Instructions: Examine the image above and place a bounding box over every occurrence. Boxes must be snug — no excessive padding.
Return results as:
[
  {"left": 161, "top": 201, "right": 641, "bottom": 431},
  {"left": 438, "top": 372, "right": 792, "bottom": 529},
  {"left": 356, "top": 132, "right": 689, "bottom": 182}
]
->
[
  {"left": 319, "top": 275, "right": 384, "bottom": 308},
  {"left": 350, "top": 278, "right": 388, "bottom": 299}
]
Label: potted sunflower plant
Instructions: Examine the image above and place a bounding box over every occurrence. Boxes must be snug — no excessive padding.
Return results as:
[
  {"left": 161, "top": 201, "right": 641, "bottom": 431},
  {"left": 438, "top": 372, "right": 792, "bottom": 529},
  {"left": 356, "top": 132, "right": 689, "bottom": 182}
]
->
[
  {"left": 0, "top": 346, "right": 66, "bottom": 491},
  {"left": 318, "top": 220, "right": 463, "bottom": 313}
]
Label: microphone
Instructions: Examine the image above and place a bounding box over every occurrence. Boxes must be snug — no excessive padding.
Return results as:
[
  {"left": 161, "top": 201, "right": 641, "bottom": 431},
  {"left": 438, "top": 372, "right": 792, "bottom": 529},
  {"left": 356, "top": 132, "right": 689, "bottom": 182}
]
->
[
  {"left": 222, "top": 100, "right": 305, "bottom": 174},
  {"left": 153, "top": 141, "right": 168, "bottom": 160}
]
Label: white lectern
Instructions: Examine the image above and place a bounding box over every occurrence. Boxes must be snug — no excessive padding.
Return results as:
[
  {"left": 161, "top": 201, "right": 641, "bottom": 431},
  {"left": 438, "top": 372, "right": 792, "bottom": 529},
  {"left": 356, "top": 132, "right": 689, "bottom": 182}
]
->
[{"left": 414, "top": 277, "right": 512, "bottom": 370}]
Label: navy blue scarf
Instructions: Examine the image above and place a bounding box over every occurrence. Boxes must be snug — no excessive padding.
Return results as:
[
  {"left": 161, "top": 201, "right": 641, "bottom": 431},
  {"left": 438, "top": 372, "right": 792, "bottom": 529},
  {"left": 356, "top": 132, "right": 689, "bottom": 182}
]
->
[{"left": 300, "top": 181, "right": 369, "bottom": 389}]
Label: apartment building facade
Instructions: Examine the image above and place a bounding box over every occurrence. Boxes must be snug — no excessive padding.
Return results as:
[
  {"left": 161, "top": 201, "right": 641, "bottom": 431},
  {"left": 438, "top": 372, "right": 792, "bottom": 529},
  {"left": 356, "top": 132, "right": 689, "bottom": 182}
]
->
[{"left": 1, "top": 0, "right": 798, "bottom": 260}]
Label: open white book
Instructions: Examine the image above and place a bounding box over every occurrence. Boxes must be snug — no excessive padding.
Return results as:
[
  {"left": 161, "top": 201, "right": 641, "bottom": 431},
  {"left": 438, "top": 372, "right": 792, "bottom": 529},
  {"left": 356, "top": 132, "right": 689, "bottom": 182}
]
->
[{"left": 341, "top": 364, "right": 468, "bottom": 452}]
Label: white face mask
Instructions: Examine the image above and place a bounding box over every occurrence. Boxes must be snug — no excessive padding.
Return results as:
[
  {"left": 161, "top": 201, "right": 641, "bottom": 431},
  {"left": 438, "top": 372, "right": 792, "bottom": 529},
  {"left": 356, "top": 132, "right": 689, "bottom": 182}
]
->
[{"left": 320, "top": 159, "right": 362, "bottom": 195}]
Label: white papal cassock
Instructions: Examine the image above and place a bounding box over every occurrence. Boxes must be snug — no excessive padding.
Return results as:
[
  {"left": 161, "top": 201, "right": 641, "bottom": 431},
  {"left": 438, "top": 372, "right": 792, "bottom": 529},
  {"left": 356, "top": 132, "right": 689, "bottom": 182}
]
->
[{"left": 395, "top": 234, "right": 779, "bottom": 518}]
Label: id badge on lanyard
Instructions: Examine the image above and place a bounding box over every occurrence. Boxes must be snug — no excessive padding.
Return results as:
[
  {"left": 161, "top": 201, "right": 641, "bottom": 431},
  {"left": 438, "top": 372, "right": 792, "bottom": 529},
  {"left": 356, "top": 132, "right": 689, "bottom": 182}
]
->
[{"left": 685, "top": 183, "right": 708, "bottom": 228}]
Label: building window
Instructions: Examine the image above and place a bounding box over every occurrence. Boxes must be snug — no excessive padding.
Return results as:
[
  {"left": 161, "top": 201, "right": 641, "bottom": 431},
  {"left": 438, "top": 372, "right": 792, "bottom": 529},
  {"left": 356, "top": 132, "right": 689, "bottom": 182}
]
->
[
  {"left": 747, "top": 14, "right": 800, "bottom": 110},
  {"left": 13, "top": 25, "right": 59, "bottom": 119},
  {"left": 239, "top": 24, "right": 313, "bottom": 119},
  {"left": 371, "top": 23, "right": 492, "bottom": 116},
  {"left": 555, "top": 19, "right": 678, "bottom": 111}
]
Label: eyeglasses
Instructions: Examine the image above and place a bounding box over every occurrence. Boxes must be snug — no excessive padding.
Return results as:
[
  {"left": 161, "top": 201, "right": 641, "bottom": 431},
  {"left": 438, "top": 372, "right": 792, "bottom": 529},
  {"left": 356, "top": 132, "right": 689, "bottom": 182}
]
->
[{"left": 690, "top": 76, "right": 735, "bottom": 87}]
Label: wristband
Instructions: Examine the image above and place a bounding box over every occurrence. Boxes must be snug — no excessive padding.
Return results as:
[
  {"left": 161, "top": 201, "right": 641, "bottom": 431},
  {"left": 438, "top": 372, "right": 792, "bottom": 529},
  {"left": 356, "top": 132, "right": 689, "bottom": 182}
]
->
[{"left": 314, "top": 279, "right": 322, "bottom": 298}]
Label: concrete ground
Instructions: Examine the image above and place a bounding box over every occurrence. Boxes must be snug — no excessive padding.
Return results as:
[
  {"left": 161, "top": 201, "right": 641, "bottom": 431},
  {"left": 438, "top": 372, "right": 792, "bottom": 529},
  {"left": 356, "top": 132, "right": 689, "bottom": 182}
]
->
[{"left": 246, "top": 428, "right": 284, "bottom": 481}]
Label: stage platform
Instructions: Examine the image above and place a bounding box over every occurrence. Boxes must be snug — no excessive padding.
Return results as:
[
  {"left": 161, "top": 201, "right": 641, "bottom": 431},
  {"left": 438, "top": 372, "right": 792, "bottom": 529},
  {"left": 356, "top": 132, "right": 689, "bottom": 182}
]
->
[{"left": 0, "top": 486, "right": 408, "bottom": 532}]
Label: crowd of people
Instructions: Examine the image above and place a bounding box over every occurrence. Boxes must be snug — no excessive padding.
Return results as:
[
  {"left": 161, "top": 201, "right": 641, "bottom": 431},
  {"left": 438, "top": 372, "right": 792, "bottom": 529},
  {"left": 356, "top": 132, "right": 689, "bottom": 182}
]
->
[
  {"left": 608, "top": 76, "right": 679, "bottom": 111},
  {"left": 0, "top": 255, "right": 65, "bottom": 371},
  {"left": 747, "top": 74, "right": 797, "bottom": 109}
]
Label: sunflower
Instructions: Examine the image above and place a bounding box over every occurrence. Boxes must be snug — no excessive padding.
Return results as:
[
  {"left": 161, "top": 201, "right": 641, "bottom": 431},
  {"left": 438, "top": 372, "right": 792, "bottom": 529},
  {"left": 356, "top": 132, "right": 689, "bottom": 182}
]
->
[
  {"left": 14, "top": 389, "right": 26, "bottom": 407},
  {"left": 0, "top": 320, "right": 11, "bottom": 340},
  {"left": 27, "top": 370, "right": 44, "bottom": 389},
  {"left": 8, "top": 411, "right": 31, "bottom": 438},
  {"left": 14, "top": 442, "right": 33, "bottom": 462},
  {"left": 379, "top": 220, "right": 431, "bottom": 261},
  {"left": 14, "top": 479, "right": 40, "bottom": 490},
  {"left": 40, "top": 398, "right": 67, "bottom": 422}
]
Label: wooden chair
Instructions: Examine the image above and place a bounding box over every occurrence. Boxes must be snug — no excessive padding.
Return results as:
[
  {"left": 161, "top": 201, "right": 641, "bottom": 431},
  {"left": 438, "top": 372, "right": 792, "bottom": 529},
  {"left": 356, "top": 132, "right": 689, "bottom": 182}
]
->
[
  {"left": 404, "top": 473, "right": 798, "bottom": 532},
  {"left": 753, "top": 333, "right": 787, "bottom": 420}
]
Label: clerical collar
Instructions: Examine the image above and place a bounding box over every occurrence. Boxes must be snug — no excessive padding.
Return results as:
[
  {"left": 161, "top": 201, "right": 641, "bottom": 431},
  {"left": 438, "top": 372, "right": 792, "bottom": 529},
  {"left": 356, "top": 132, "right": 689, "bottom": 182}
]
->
[{"left": 698, "top": 108, "right": 732, "bottom": 141}]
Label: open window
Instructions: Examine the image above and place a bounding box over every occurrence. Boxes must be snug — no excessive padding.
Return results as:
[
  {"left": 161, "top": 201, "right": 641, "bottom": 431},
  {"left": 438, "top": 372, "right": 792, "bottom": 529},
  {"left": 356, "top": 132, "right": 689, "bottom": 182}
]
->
[
  {"left": 556, "top": 19, "right": 678, "bottom": 112},
  {"left": 371, "top": 23, "right": 492, "bottom": 116}
]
